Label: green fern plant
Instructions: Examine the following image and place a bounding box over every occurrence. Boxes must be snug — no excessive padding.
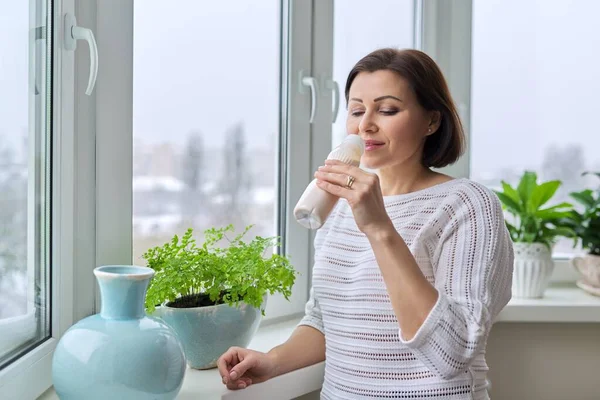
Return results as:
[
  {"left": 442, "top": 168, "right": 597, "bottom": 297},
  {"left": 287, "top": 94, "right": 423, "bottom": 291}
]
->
[
  {"left": 494, "top": 171, "right": 575, "bottom": 249},
  {"left": 143, "top": 225, "right": 297, "bottom": 314},
  {"left": 564, "top": 172, "right": 600, "bottom": 256}
]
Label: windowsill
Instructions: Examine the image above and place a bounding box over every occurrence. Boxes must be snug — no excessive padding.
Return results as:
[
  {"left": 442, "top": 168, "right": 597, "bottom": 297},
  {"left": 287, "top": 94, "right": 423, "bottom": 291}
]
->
[
  {"left": 496, "top": 282, "right": 600, "bottom": 323},
  {"left": 39, "top": 282, "right": 600, "bottom": 400}
]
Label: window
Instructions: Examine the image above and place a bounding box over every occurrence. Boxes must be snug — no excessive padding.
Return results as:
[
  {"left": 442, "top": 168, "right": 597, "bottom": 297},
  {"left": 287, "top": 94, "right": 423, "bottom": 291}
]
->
[
  {"left": 470, "top": 0, "right": 600, "bottom": 257},
  {"left": 0, "top": 0, "right": 95, "bottom": 397},
  {"left": 0, "top": 0, "right": 51, "bottom": 369},
  {"left": 132, "top": 0, "right": 281, "bottom": 266},
  {"left": 124, "top": 0, "right": 317, "bottom": 321}
]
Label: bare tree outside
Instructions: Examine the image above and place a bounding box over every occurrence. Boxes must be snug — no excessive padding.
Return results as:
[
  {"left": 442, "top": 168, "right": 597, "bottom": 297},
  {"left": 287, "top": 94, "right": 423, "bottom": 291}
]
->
[
  {"left": 541, "top": 144, "right": 586, "bottom": 204},
  {"left": 181, "top": 131, "right": 205, "bottom": 223},
  {"left": 182, "top": 131, "right": 204, "bottom": 192},
  {"left": 539, "top": 144, "right": 589, "bottom": 255},
  {"left": 218, "top": 122, "right": 252, "bottom": 224}
]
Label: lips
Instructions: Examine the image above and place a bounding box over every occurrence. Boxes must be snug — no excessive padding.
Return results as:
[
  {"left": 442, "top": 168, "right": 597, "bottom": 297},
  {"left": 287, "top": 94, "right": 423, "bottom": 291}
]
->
[{"left": 364, "top": 140, "right": 385, "bottom": 151}]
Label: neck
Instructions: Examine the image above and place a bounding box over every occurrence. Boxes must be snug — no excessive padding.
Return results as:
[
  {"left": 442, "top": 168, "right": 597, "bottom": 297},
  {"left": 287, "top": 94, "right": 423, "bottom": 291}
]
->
[
  {"left": 98, "top": 278, "right": 149, "bottom": 320},
  {"left": 377, "top": 160, "right": 434, "bottom": 196}
]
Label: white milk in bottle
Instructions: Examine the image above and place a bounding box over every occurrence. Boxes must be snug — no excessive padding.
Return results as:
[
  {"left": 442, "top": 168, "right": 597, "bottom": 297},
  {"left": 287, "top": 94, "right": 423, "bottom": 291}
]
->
[{"left": 293, "top": 134, "right": 365, "bottom": 229}]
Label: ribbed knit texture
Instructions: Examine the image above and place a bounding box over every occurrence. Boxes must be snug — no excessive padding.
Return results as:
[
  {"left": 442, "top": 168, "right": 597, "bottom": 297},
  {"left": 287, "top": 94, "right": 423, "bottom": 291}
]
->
[{"left": 299, "top": 178, "right": 514, "bottom": 400}]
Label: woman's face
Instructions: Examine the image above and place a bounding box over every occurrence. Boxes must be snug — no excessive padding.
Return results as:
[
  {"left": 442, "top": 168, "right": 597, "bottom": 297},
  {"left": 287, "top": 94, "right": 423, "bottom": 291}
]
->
[{"left": 346, "top": 70, "right": 438, "bottom": 170}]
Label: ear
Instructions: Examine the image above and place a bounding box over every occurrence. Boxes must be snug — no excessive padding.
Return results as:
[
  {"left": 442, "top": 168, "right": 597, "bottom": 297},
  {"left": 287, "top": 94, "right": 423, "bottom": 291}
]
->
[{"left": 426, "top": 111, "right": 442, "bottom": 136}]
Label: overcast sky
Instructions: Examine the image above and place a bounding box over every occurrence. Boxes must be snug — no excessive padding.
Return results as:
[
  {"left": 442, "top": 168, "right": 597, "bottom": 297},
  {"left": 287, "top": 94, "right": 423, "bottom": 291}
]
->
[{"left": 1, "top": 0, "right": 599, "bottom": 178}]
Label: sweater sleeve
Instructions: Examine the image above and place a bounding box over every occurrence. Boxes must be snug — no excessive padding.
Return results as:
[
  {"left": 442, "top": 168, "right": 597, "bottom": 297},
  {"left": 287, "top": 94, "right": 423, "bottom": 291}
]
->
[
  {"left": 398, "top": 185, "right": 514, "bottom": 380},
  {"left": 297, "top": 219, "right": 330, "bottom": 334},
  {"left": 298, "top": 287, "right": 324, "bottom": 334}
]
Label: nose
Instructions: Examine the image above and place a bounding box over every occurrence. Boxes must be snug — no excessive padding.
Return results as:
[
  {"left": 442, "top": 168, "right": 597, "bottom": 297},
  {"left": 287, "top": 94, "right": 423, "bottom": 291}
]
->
[{"left": 358, "top": 110, "right": 378, "bottom": 135}]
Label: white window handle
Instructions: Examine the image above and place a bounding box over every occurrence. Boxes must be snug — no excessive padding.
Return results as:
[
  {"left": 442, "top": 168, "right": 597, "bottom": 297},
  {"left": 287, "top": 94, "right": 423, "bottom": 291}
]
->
[
  {"left": 33, "top": 26, "right": 46, "bottom": 95},
  {"left": 325, "top": 79, "right": 340, "bottom": 123},
  {"left": 64, "top": 13, "right": 98, "bottom": 95},
  {"left": 299, "top": 71, "right": 319, "bottom": 124}
]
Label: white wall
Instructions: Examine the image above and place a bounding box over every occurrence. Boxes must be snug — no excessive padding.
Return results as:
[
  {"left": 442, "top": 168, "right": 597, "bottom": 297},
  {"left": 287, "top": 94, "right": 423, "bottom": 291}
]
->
[{"left": 487, "top": 323, "right": 600, "bottom": 400}]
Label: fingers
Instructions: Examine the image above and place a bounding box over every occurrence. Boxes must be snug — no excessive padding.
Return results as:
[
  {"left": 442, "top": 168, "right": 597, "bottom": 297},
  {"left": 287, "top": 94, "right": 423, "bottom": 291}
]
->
[
  {"left": 218, "top": 347, "right": 241, "bottom": 385},
  {"left": 227, "top": 376, "right": 253, "bottom": 390},
  {"left": 218, "top": 348, "right": 257, "bottom": 387},
  {"left": 316, "top": 163, "right": 378, "bottom": 191},
  {"left": 323, "top": 159, "right": 363, "bottom": 176},
  {"left": 320, "top": 162, "right": 374, "bottom": 185},
  {"left": 316, "top": 163, "right": 382, "bottom": 205},
  {"left": 314, "top": 169, "right": 357, "bottom": 189},
  {"left": 316, "top": 179, "right": 351, "bottom": 199},
  {"left": 228, "top": 356, "right": 256, "bottom": 383}
]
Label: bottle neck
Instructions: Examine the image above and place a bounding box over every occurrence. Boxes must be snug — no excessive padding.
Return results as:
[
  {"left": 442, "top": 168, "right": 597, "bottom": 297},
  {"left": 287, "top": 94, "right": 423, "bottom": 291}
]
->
[{"left": 97, "top": 278, "right": 150, "bottom": 320}]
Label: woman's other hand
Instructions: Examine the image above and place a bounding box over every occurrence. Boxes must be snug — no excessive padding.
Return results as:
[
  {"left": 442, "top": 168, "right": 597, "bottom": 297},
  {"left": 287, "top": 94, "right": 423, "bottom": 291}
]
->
[
  {"left": 315, "top": 159, "right": 393, "bottom": 236},
  {"left": 217, "top": 347, "right": 279, "bottom": 390}
]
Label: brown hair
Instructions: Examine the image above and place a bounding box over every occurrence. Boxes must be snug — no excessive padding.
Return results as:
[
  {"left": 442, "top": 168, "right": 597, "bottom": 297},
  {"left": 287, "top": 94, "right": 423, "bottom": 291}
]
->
[{"left": 345, "top": 48, "right": 465, "bottom": 169}]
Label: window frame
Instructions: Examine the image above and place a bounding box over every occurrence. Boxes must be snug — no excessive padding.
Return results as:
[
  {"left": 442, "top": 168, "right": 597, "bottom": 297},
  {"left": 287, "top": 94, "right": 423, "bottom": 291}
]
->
[
  {"left": 94, "top": 0, "right": 134, "bottom": 314},
  {"left": 263, "top": 0, "right": 318, "bottom": 321},
  {"left": 0, "top": 0, "right": 97, "bottom": 398},
  {"left": 306, "top": 0, "right": 334, "bottom": 298}
]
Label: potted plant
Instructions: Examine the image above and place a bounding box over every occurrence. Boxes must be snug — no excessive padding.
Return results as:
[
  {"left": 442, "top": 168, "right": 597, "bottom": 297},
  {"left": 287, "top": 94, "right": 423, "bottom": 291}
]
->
[
  {"left": 143, "top": 224, "right": 297, "bottom": 369},
  {"left": 494, "top": 171, "right": 575, "bottom": 298},
  {"left": 564, "top": 172, "right": 600, "bottom": 293}
]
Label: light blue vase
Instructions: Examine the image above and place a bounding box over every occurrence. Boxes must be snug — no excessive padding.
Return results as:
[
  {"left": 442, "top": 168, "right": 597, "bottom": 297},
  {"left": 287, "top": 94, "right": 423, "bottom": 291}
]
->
[
  {"left": 52, "top": 265, "right": 186, "bottom": 400},
  {"left": 156, "top": 297, "right": 265, "bottom": 369}
]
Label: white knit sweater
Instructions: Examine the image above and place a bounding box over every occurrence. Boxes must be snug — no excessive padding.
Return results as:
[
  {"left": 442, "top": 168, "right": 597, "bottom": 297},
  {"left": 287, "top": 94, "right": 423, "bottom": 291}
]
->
[{"left": 299, "top": 178, "right": 514, "bottom": 400}]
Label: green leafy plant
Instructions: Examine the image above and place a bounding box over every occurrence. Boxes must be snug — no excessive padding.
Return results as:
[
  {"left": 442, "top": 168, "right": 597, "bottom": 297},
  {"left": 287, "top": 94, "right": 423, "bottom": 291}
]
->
[
  {"left": 494, "top": 171, "right": 575, "bottom": 248},
  {"left": 564, "top": 172, "right": 600, "bottom": 256},
  {"left": 143, "top": 225, "right": 297, "bottom": 314}
]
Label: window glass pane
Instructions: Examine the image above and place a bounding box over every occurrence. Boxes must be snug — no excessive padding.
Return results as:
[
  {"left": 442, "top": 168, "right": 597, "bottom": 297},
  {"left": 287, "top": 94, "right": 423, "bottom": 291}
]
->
[
  {"left": 133, "top": 1, "right": 281, "bottom": 261},
  {"left": 471, "top": 0, "right": 600, "bottom": 257},
  {"left": 332, "top": 0, "right": 414, "bottom": 147},
  {"left": 0, "top": 0, "right": 52, "bottom": 367}
]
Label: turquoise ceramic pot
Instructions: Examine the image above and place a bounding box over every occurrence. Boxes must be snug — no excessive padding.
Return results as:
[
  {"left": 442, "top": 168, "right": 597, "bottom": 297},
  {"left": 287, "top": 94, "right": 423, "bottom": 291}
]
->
[
  {"left": 156, "top": 297, "right": 265, "bottom": 369},
  {"left": 52, "top": 266, "right": 186, "bottom": 400}
]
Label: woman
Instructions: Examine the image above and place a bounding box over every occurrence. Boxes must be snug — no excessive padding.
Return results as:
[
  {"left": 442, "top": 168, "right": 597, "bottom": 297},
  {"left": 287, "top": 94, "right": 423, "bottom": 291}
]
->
[{"left": 217, "top": 48, "right": 514, "bottom": 399}]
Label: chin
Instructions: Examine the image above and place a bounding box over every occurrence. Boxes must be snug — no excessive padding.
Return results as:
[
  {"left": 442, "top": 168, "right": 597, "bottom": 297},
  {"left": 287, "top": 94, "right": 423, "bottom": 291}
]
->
[{"left": 360, "top": 156, "right": 385, "bottom": 170}]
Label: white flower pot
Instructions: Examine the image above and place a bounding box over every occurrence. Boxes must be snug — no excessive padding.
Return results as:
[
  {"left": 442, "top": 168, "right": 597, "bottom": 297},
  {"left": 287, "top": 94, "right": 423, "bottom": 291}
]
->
[{"left": 512, "top": 243, "right": 554, "bottom": 298}]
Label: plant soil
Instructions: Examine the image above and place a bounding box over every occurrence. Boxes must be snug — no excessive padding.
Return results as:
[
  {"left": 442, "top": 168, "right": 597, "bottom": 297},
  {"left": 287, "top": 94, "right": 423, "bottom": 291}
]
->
[{"left": 166, "top": 292, "right": 227, "bottom": 308}]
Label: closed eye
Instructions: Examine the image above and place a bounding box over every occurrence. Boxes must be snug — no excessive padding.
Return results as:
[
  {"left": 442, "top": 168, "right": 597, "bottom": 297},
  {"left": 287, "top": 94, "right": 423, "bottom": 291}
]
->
[{"left": 380, "top": 109, "right": 399, "bottom": 115}]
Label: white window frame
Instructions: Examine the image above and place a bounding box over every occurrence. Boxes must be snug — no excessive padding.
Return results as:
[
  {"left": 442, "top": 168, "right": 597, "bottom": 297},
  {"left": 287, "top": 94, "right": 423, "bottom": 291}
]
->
[
  {"left": 94, "top": 0, "right": 134, "bottom": 316},
  {"left": 307, "top": 0, "right": 334, "bottom": 297},
  {"left": 265, "top": 0, "right": 320, "bottom": 321},
  {"left": 0, "top": 0, "right": 97, "bottom": 398}
]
